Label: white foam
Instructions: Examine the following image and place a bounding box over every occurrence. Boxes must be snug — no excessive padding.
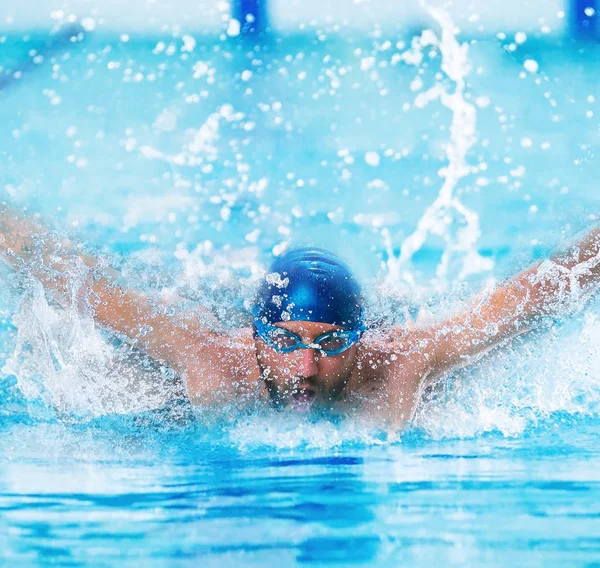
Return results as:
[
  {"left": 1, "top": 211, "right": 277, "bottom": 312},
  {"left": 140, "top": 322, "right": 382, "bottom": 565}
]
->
[
  {"left": 230, "top": 412, "right": 400, "bottom": 451},
  {"left": 3, "top": 279, "right": 179, "bottom": 419}
]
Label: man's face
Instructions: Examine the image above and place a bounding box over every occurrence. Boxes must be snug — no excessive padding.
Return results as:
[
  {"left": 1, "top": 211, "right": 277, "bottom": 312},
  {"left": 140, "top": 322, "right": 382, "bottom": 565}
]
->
[{"left": 254, "top": 320, "right": 359, "bottom": 414}]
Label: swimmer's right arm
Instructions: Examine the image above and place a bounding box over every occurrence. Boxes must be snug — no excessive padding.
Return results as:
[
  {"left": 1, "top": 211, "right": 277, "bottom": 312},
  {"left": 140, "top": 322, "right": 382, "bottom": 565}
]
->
[
  {"left": 427, "top": 225, "right": 600, "bottom": 377},
  {"left": 0, "top": 204, "right": 215, "bottom": 372}
]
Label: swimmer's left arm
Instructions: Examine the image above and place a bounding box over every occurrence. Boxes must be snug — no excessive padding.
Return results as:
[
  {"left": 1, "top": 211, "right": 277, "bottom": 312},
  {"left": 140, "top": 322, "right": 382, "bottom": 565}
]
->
[{"left": 428, "top": 226, "right": 600, "bottom": 376}]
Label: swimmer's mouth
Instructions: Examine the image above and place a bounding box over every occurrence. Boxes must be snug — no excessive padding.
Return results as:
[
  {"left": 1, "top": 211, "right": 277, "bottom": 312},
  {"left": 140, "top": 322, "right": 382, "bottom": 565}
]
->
[{"left": 290, "top": 385, "right": 316, "bottom": 412}]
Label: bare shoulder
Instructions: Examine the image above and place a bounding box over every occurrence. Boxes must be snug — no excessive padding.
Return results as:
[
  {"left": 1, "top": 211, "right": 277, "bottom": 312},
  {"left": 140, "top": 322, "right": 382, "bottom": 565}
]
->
[
  {"left": 360, "top": 325, "right": 438, "bottom": 377},
  {"left": 181, "top": 326, "right": 261, "bottom": 408},
  {"left": 344, "top": 326, "right": 438, "bottom": 427}
]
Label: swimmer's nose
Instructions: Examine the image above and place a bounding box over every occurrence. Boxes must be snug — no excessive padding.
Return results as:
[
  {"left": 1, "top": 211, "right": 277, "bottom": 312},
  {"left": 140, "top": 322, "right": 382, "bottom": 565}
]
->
[{"left": 295, "top": 347, "right": 319, "bottom": 378}]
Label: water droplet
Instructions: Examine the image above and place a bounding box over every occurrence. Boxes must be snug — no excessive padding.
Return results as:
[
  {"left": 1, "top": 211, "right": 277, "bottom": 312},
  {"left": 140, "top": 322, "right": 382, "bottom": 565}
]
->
[
  {"left": 81, "top": 17, "right": 96, "bottom": 32},
  {"left": 227, "top": 18, "right": 240, "bottom": 37},
  {"left": 524, "top": 59, "right": 539, "bottom": 73},
  {"left": 515, "top": 32, "right": 527, "bottom": 44},
  {"left": 365, "top": 151, "right": 380, "bottom": 167},
  {"left": 520, "top": 137, "right": 533, "bottom": 148}
]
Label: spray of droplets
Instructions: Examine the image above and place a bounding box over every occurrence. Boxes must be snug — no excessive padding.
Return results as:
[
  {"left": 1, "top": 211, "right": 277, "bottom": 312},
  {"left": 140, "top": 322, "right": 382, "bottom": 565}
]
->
[{"left": 383, "top": 2, "right": 493, "bottom": 293}]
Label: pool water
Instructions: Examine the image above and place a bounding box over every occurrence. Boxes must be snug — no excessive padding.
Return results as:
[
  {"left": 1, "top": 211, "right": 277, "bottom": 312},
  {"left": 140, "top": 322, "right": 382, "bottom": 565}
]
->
[
  {"left": 2, "top": 417, "right": 600, "bottom": 565},
  {"left": 1, "top": 16, "right": 600, "bottom": 565}
]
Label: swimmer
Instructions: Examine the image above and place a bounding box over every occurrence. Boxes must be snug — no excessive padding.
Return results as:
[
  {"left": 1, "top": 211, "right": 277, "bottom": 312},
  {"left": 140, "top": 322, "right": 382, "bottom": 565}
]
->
[{"left": 2, "top": 203, "right": 600, "bottom": 428}]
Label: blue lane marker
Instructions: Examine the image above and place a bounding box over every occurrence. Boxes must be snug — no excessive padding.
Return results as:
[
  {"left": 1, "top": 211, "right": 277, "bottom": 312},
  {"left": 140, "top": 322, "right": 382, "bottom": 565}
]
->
[
  {"left": 572, "top": 0, "right": 598, "bottom": 38},
  {"left": 235, "top": 0, "right": 268, "bottom": 35}
]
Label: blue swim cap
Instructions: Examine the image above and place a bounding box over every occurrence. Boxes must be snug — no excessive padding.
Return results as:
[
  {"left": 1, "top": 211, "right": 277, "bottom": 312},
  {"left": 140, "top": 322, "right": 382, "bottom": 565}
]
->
[{"left": 253, "top": 246, "right": 363, "bottom": 329}]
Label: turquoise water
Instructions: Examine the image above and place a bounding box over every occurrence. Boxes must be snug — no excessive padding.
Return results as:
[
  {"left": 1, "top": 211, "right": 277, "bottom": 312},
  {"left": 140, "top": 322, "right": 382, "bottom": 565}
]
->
[
  {"left": 1, "top": 24, "right": 600, "bottom": 565},
  {"left": 2, "top": 418, "right": 600, "bottom": 565}
]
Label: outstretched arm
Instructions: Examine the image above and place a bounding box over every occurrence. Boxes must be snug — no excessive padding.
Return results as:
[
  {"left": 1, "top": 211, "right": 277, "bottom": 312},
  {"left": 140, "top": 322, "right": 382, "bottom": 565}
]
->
[
  {"left": 429, "top": 226, "right": 600, "bottom": 376},
  {"left": 0, "top": 204, "right": 217, "bottom": 373}
]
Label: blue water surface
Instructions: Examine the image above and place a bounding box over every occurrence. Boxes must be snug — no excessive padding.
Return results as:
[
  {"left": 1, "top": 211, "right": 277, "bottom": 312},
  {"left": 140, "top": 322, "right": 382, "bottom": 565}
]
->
[{"left": 1, "top": 413, "right": 600, "bottom": 566}]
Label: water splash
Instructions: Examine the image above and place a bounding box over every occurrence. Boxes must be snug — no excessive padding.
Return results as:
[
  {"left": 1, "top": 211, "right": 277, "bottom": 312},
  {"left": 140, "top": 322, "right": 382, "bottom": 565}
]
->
[
  {"left": 229, "top": 412, "right": 400, "bottom": 451},
  {"left": 5, "top": 271, "right": 600, "bottom": 441},
  {"left": 384, "top": 3, "right": 493, "bottom": 291},
  {"left": 413, "top": 305, "right": 600, "bottom": 439},
  {"left": 2, "top": 278, "right": 183, "bottom": 420}
]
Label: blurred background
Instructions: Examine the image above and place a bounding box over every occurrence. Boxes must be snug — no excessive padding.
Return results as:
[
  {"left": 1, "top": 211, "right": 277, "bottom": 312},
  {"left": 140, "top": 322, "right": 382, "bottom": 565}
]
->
[
  {"left": 2, "top": 0, "right": 597, "bottom": 36},
  {"left": 0, "top": 0, "right": 598, "bottom": 307}
]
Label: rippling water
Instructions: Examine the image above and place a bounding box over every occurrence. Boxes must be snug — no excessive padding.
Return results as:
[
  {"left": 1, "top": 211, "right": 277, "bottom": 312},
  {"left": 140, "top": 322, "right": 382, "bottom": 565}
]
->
[{"left": 1, "top": 415, "right": 600, "bottom": 565}]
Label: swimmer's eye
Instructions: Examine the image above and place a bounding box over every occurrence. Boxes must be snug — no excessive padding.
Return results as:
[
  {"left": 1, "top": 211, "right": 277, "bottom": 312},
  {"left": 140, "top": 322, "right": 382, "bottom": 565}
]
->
[
  {"left": 316, "top": 334, "right": 348, "bottom": 352},
  {"left": 267, "top": 328, "right": 300, "bottom": 349}
]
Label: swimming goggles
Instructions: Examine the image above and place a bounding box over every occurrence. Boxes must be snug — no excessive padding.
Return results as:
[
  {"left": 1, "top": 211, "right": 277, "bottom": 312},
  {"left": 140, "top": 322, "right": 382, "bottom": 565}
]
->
[{"left": 253, "top": 318, "right": 366, "bottom": 356}]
